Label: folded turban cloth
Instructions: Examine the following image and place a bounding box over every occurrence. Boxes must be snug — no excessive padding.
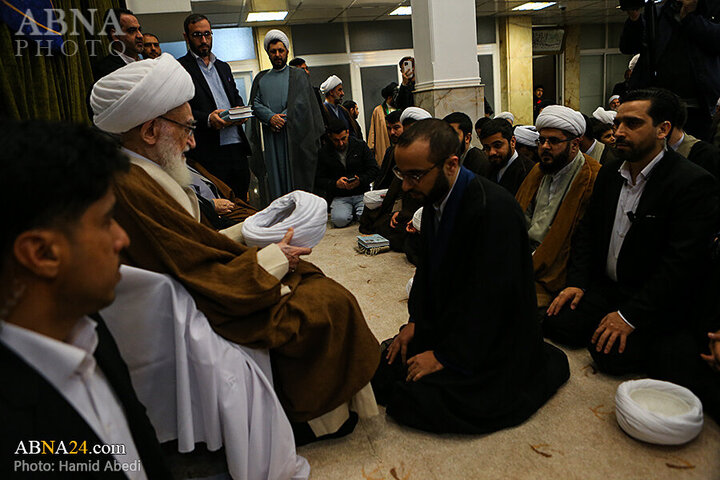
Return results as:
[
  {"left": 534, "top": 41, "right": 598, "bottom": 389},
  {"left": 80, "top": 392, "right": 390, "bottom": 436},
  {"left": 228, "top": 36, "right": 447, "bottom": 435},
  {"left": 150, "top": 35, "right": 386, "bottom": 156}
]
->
[
  {"left": 242, "top": 191, "right": 327, "bottom": 248},
  {"left": 263, "top": 29, "right": 289, "bottom": 51},
  {"left": 629, "top": 54, "right": 640, "bottom": 71},
  {"left": 608, "top": 95, "right": 620, "bottom": 105},
  {"left": 495, "top": 111, "right": 515, "bottom": 123},
  {"left": 615, "top": 379, "right": 703, "bottom": 445},
  {"left": 91, "top": 53, "right": 195, "bottom": 134},
  {"left": 399, "top": 107, "right": 432, "bottom": 123},
  {"left": 514, "top": 125, "right": 539, "bottom": 147},
  {"left": 320, "top": 75, "right": 342, "bottom": 96},
  {"left": 363, "top": 189, "right": 387, "bottom": 210},
  {"left": 593, "top": 107, "right": 617, "bottom": 125},
  {"left": 535, "top": 105, "right": 586, "bottom": 138}
]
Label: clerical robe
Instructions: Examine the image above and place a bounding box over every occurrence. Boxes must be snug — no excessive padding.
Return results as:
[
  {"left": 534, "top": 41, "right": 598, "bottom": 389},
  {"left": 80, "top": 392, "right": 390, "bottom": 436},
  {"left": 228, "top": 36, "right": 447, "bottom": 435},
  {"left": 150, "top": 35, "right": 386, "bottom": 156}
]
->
[
  {"left": 113, "top": 152, "right": 380, "bottom": 424},
  {"left": 249, "top": 65, "right": 325, "bottom": 205},
  {"left": 516, "top": 153, "right": 601, "bottom": 308},
  {"left": 372, "top": 167, "right": 569, "bottom": 434},
  {"left": 367, "top": 104, "right": 391, "bottom": 165}
]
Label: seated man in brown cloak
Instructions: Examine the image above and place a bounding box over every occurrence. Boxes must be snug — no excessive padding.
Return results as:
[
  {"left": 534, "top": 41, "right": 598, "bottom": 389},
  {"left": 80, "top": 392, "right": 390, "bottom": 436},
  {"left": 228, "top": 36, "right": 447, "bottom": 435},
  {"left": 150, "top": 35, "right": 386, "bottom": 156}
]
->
[
  {"left": 515, "top": 105, "right": 601, "bottom": 318},
  {"left": 90, "top": 53, "right": 380, "bottom": 444}
]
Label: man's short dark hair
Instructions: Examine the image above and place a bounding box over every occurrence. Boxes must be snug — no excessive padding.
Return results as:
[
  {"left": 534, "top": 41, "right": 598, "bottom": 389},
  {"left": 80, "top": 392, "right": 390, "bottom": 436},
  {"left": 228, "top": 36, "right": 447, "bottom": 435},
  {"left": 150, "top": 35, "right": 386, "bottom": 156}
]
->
[
  {"left": 289, "top": 58, "right": 305, "bottom": 67},
  {"left": 342, "top": 100, "right": 357, "bottom": 110},
  {"left": 621, "top": 88, "right": 683, "bottom": 128},
  {"left": 381, "top": 82, "right": 398, "bottom": 99},
  {"left": 581, "top": 114, "right": 592, "bottom": 138},
  {"left": 143, "top": 32, "right": 159, "bottom": 41},
  {"left": 183, "top": 13, "right": 210, "bottom": 36},
  {"left": 478, "top": 118, "right": 513, "bottom": 143},
  {"left": 442, "top": 112, "right": 473, "bottom": 136},
  {"left": 104, "top": 8, "right": 135, "bottom": 37},
  {"left": 588, "top": 117, "right": 612, "bottom": 140},
  {"left": 386, "top": 110, "right": 402, "bottom": 125},
  {"left": 327, "top": 118, "right": 349, "bottom": 135},
  {"left": 396, "top": 119, "right": 460, "bottom": 166},
  {"left": 534, "top": 84, "right": 544, "bottom": 90},
  {"left": 475, "top": 116, "right": 491, "bottom": 132},
  {"left": 1, "top": 121, "right": 129, "bottom": 268}
]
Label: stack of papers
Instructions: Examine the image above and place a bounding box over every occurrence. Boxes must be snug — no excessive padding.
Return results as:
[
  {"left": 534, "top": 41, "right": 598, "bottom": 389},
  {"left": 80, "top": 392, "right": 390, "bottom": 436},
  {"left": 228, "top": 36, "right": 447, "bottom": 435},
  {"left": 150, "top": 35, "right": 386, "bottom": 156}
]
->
[{"left": 219, "top": 106, "right": 253, "bottom": 121}]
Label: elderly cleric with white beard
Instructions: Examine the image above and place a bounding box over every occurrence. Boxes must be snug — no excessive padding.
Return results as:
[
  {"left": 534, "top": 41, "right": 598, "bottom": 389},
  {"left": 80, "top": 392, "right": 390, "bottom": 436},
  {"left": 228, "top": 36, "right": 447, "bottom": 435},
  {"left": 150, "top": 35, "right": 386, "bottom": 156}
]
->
[{"left": 90, "top": 53, "right": 382, "bottom": 450}]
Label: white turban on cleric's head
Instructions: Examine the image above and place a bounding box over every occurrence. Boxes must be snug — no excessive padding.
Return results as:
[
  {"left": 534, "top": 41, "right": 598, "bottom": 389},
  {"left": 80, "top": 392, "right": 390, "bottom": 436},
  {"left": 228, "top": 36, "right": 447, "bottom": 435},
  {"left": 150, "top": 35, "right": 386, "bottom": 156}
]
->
[
  {"left": 320, "top": 75, "right": 342, "bottom": 96},
  {"left": 535, "top": 105, "right": 586, "bottom": 138},
  {"left": 593, "top": 107, "right": 617, "bottom": 126},
  {"left": 399, "top": 107, "right": 432, "bottom": 123},
  {"left": 263, "top": 29, "right": 289, "bottom": 51},
  {"left": 91, "top": 53, "right": 195, "bottom": 134},
  {"left": 495, "top": 111, "right": 515, "bottom": 123},
  {"left": 514, "top": 125, "right": 539, "bottom": 147}
]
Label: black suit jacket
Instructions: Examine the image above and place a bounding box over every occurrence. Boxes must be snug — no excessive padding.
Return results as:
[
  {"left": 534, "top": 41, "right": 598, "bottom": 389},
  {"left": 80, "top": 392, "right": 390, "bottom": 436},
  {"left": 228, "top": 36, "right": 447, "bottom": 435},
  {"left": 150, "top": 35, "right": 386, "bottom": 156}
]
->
[
  {"left": 474, "top": 151, "right": 534, "bottom": 196},
  {"left": 0, "top": 317, "right": 172, "bottom": 479},
  {"left": 568, "top": 149, "right": 719, "bottom": 331},
  {"left": 92, "top": 53, "right": 126, "bottom": 82},
  {"left": 177, "top": 53, "right": 251, "bottom": 161},
  {"left": 315, "top": 136, "right": 379, "bottom": 201}
]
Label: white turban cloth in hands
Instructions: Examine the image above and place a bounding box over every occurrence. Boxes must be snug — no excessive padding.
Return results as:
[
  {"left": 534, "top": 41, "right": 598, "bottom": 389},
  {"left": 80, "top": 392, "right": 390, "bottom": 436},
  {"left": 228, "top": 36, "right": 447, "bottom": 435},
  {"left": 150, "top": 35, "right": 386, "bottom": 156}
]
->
[
  {"left": 535, "top": 105, "right": 586, "bottom": 138},
  {"left": 91, "top": 53, "right": 195, "bottom": 134}
]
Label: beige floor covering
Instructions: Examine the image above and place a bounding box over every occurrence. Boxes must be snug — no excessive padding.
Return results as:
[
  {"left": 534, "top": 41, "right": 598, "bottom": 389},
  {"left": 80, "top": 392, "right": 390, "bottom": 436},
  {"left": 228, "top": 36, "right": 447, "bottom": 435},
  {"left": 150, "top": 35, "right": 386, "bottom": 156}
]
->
[{"left": 297, "top": 224, "right": 720, "bottom": 480}]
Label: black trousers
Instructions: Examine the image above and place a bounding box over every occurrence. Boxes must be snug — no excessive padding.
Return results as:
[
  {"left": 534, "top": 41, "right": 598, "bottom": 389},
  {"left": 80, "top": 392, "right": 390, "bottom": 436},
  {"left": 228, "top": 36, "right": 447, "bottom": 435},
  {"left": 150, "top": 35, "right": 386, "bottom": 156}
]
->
[
  {"left": 194, "top": 143, "right": 250, "bottom": 200},
  {"left": 543, "top": 283, "right": 720, "bottom": 421}
]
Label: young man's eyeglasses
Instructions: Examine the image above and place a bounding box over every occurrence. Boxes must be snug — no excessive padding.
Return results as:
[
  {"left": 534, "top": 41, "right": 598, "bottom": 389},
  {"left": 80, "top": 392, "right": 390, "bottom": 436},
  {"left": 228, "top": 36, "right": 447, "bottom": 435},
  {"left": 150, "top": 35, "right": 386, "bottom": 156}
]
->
[
  {"left": 536, "top": 136, "right": 575, "bottom": 147},
  {"left": 159, "top": 116, "right": 197, "bottom": 137},
  {"left": 392, "top": 163, "right": 440, "bottom": 184},
  {"left": 191, "top": 31, "right": 212, "bottom": 38}
]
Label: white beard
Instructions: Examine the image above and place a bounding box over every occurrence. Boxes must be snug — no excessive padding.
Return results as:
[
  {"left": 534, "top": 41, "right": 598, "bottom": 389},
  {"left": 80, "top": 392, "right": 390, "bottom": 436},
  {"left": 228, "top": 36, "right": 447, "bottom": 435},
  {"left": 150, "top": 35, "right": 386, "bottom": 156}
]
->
[{"left": 155, "top": 134, "right": 192, "bottom": 188}]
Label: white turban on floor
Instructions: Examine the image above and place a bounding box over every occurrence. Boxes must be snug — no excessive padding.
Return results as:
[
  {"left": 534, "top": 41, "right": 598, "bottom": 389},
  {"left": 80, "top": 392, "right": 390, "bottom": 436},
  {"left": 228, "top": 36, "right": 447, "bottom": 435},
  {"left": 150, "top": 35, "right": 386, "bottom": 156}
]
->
[
  {"left": 91, "top": 53, "right": 195, "bottom": 134},
  {"left": 593, "top": 107, "right": 616, "bottom": 125},
  {"left": 629, "top": 54, "right": 640, "bottom": 71},
  {"left": 495, "top": 111, "right": 515, "bottom": 123},
  {"left": 320, "top": 75, "right": 342, "bottom": 96},
  {"left": 263, "top": 29, "right": 289, "bottom": 51},
  {"left": 514, "top": 125, "right": 539, "bottom": 147},
  {"left": 399, "top": 107, "right": 431, "bottom": 123},
  {"left": 536, "top": 105, "right": 586, "bottom": 137}
]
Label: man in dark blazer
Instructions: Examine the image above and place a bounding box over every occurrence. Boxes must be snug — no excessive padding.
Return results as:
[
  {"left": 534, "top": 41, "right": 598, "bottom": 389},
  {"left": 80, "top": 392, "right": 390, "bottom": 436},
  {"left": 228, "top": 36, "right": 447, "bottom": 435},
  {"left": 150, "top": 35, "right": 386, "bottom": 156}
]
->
[
  {"left": 372, "top": 119, "right": 569, "bottom": 434},
  {"left": 0, "top": 121, "right": 171, "bottom": 478},
  {"left": 477, "top": 118, "right": 535, "bottom": 195},
  {"left": 315, "top": 119, "right": 379, "bottom": 227},
  {"left": 545, "top": 89, "right": 720, "bottom": 421},
  {"left": 92, "top": 8, "right": 143, "bottom": 82},
  {"left": 178, "top": 14, "right": 252, "bottom": 199}
]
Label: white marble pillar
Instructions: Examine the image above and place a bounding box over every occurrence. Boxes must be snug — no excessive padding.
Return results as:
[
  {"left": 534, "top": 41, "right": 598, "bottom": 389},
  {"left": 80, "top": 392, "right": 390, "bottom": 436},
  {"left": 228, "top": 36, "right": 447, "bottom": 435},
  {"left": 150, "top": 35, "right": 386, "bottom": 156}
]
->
[{"left": 410, "top": 0, "right": 484, "bottom": 122}]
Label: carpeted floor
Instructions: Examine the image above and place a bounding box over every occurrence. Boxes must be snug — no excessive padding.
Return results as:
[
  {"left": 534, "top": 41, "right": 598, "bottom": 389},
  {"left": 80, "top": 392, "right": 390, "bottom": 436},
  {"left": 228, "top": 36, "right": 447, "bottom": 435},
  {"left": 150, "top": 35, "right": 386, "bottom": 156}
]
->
[{"left": 296, "top": 224, "right": 720, "bottom": 480}]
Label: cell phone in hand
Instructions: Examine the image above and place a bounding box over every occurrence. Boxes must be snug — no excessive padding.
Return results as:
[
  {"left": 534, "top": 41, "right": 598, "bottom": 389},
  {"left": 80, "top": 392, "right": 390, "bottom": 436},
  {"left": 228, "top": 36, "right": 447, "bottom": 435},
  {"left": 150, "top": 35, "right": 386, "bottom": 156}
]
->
[
  {"left": 402, "top": 60, "right": 414, "bottom": 76},
  {"left": 346, "top": 176, "right": 358, "bottom": 183}
]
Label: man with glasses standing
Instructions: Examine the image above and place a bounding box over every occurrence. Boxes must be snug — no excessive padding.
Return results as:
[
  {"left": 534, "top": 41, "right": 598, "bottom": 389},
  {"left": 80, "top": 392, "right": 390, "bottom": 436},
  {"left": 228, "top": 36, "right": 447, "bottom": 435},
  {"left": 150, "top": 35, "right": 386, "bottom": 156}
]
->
[
  {"left": 178, "top": 14, "right": 252, "bottom": 200},
  {"left": 515, "top": 105, "right": 601, "bottom": 318},
  {"left": 372, "top": 119, "right": 569, "bottom": 434}
]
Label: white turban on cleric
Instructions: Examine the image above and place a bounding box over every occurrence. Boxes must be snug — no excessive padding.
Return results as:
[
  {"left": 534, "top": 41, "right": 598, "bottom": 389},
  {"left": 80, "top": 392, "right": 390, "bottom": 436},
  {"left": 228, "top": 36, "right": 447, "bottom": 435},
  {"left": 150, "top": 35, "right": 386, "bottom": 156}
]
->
[
  {"left": 593, "top": 107, "right": 616, "bottom": 126},
  {"left": 514, "top": 125, "right": 539, "bottom": 147},
  {"left": 535, "top": 105, "right": 586, "bottom": 138},
  {"left": 320, "top": 75, "right": 342, "bottom": 96},
  {"left": 495, "top": 111, "right": 515, "bottom": 123},
  {"left": 91, "top": 53, "right": 195, "bottom": 134},
  {"left": 263, "top": 29, "right": 289, "bottom": 51},
  {"left": 399, "top": 107, "right": 432, "bottom": 123}
]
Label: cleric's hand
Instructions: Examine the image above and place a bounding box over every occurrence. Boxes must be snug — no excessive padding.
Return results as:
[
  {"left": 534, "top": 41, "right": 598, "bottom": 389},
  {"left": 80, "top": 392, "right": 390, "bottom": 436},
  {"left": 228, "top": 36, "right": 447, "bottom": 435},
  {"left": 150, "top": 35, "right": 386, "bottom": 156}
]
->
[
  {"left": 700, "top": 331, "right": 720, "bottom": 372},
  {"left": 277, "top": 228, "right": 311, "bottom": 271},
  {"left": 387, "top": 322, "right": 415, "bottom": 365},
  {"left": 213, "top": 198, "right": 235, "bottom": 214},
  {"left": 406, "top": 351, "right": 443, "bottom": 382},
  {"left": 591, "top": 311, "right": 634, "bottom": 354}
]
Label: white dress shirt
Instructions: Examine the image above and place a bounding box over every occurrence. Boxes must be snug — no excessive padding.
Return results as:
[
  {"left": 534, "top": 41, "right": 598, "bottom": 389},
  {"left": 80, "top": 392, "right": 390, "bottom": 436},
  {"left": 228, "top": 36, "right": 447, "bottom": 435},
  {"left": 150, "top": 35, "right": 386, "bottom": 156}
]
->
[
  {"left": 432, "top": 170, "right": 460, "bottom": 229},
  {"left": 0, "top": 318, "right": 147, "bottom": 479},
  {"left": 606, "top": 150, "right": 665, "bottom": 327},
  {"left": 496, "top": 150, "right": 519, "bottom": 183}
]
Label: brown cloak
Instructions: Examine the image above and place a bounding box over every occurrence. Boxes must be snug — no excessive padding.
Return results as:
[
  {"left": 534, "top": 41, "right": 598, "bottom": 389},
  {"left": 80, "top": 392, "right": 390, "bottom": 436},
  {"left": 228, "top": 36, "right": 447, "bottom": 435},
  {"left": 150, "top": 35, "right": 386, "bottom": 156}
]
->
[
  {"left": 114, "top": 165, "right": 380, "bottom": 421},
  {"left": 515, "top": 154, "right": 601, "bottom": 307}
]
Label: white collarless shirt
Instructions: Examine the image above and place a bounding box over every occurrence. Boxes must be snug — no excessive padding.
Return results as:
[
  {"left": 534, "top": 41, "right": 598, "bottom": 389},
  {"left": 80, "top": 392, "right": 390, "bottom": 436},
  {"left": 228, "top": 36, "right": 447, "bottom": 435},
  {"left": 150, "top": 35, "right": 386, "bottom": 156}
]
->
[
  {"left": 0, "top": 319, "right": 147, "bottom": 479},
  {"left": 497, "top": 150, "right": 519, "bottom": 183}
]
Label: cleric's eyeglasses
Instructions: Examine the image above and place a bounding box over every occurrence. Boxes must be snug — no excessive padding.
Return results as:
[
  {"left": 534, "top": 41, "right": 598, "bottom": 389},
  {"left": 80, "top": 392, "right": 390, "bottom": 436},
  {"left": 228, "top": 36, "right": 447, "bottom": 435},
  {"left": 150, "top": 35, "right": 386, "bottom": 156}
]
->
[
  {"left": 536, "top": 136, "right": 574, "bottom": 147},
  {"left": 392, "top": 163, "right": 440, "bottom": 184},
  {"left": 159, "top": 116, "right": 197, "bottom": 137},
  {"left": 191, "top": 31, "right": 213, "bottom": 38}
]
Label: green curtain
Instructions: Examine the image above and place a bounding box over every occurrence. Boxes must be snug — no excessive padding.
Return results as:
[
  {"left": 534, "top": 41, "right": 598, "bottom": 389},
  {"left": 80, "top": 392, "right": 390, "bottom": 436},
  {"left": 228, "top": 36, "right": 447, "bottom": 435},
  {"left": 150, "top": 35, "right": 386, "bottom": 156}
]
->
[{"left": 0, "top": 0, "right": 123, "bottom": 123}]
